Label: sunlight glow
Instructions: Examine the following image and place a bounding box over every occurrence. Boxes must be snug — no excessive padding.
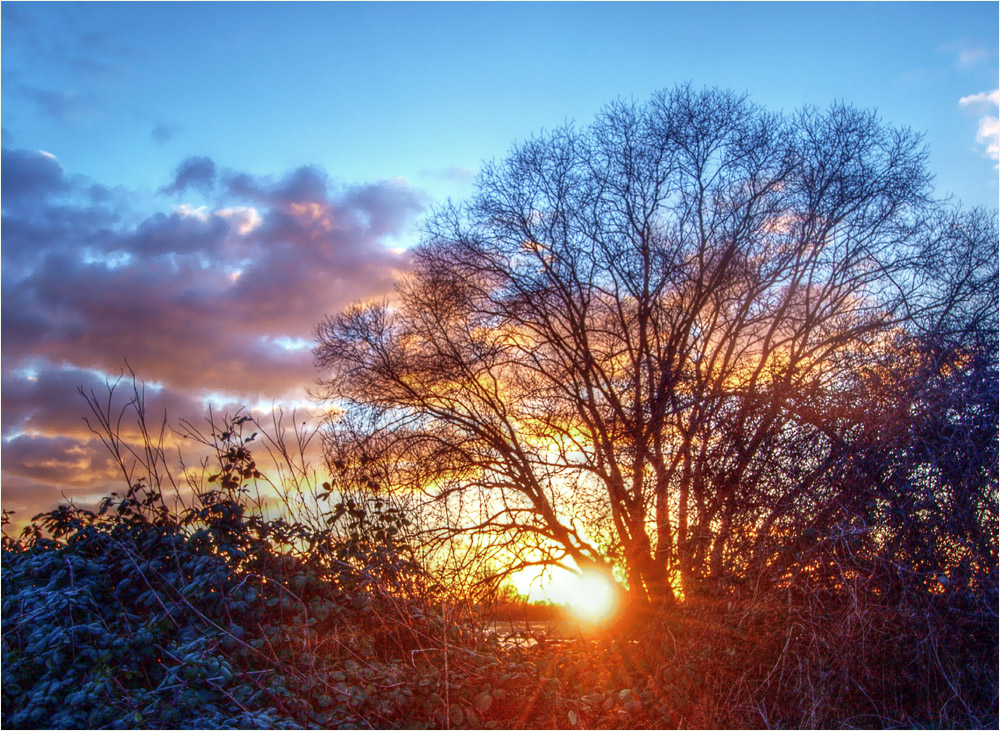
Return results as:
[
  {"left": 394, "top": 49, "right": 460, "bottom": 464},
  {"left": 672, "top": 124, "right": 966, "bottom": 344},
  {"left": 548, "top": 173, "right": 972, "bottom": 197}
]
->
[
  {"left": 82, "top": 249, "right": 134, "bottom": 270},
  {"left": 288, "top": 201, "right": 335, "bottom": 232},
  {"left": 271, "top": 335, "right": 313, "bottom": 351},
  {"left": 217, "top": 206, "right": 263, "bottom": 235},
  {"left": 566, "top": 571, "right": 617, "bottom": 623},
  {"left": 15, "top": 367, "right": 39, "bottom": 381},
  {"left": 512, "top": 565, "right": 618, "bottom": 623},
  {"left": 174, "top": 204, "right": 211, "bottom": 221}
]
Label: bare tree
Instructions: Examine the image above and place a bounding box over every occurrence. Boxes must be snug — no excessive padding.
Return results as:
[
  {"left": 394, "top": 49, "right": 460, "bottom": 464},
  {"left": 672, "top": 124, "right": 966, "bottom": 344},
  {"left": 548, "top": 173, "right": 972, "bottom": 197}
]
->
[{"left": 316, "top": 86, "right": 997, "bottom": 608}]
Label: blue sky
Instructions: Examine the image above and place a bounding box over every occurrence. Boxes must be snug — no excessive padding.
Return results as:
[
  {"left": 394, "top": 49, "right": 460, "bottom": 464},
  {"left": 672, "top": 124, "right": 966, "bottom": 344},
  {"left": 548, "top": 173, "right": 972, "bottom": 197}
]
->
[
  {"left": 3, "top": 2, "right": 998, "bottom": 207},
  {"left": 1, "top": 1, "right": 997, "bottom": 518}
]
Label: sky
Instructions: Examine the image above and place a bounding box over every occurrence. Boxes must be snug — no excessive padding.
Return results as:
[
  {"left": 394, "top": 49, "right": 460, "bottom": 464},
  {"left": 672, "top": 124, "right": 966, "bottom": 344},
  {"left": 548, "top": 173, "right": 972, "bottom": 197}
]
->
[{"left": 2, "top": 1, "right": 998, "bottom": 522}]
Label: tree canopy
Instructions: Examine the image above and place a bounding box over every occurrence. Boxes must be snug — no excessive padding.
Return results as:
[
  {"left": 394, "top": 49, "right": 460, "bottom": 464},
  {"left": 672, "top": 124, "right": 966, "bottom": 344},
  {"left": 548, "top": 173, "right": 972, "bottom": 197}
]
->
[{"left": 315, "top": 86, "right": 998, "bottom": 608}]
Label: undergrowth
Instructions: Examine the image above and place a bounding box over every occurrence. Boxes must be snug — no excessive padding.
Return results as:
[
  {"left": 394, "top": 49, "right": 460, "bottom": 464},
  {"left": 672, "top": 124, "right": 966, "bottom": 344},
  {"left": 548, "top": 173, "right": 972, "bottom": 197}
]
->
[{"left": 2, "top": 385, "right": 996, "bottom": 729}]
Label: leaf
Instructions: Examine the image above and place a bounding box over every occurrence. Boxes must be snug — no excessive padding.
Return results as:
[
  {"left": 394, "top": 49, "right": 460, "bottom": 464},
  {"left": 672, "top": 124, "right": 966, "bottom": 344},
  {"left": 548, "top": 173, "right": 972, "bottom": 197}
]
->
[{"left": 474, "top": 691, "right": 493, "bottom": 713}]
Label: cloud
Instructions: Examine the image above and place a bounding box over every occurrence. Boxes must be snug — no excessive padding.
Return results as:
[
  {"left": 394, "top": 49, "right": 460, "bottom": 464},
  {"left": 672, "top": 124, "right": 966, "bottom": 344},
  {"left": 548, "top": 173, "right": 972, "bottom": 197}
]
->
[
  {"left": 959, "top": 89, "right": 1000, "bottom": 163},
  {"left": 0, "top": 363, "right": 233, "bottom": 517},
  {"left": 346, "top": 180, "right": 431, "bottom": 237},
  {"left": 959, "top": 90, "right": 1000, "bottom": 109},
  {"left": 2, "top": 365, "right": 202, "bottom": 442},
  {"left": 0, "top": 147, "right": 67, "bottom": 201},
  {"left": 151, "top": 123, "right": 175, "bottom": 144},
  {"left": 2, "top": 434, "right": 123, "bottom": 489},
  {"left": 129, "top": 210, "right": 230, "bottom": 256},
  {"left": 225, "top": 165, "right": 331, "bottom": 206},
  {"left": 217, "top": 206, "right": 262, "bottom": 236},
  {"left": 2, "top": 4, "right": 138, "bottom": 131},
  {"left": 1, "top": 146, "right": 426, "bottom": 519},
  {"left": 162, "top": 156, "right": 217, "bottom": 195},
  {"left": 939, "top": 41, "right": 991, "bottom": 69},
  {"left": 976, "top": 116, "right": 1000, "bottom": 161},
  {"left": 1, "top": 148, "right": 123, "bottom": 267},
  {"left": 16, "top": 84, "right": 101, "bottom": 123}
]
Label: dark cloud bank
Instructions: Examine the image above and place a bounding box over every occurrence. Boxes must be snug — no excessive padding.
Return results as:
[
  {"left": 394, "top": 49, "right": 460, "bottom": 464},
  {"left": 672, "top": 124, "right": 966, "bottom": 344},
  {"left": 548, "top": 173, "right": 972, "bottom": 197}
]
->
[{"left": 1, "top": 148, "right": 426, "bottom": 517}]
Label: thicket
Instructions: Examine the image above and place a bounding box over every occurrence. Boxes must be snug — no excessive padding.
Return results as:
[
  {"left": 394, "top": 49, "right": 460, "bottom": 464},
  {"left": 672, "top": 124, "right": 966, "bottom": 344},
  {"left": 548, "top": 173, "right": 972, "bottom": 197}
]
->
[
  {"left": 2, "top": 406, "right": 439, "bottom": 729},
  {"left": 3, "top": 374, "right": 997, "bottom": 729}
]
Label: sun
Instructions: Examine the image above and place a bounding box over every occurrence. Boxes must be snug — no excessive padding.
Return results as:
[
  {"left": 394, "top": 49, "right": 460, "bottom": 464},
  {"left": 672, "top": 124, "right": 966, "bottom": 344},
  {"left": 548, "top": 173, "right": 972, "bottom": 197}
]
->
[
  {"left": 510, "top": 563, "right": 620, "bottom": 623},
  {"left": 566, "top": 570, "right": 617, "bottom": 623}
]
